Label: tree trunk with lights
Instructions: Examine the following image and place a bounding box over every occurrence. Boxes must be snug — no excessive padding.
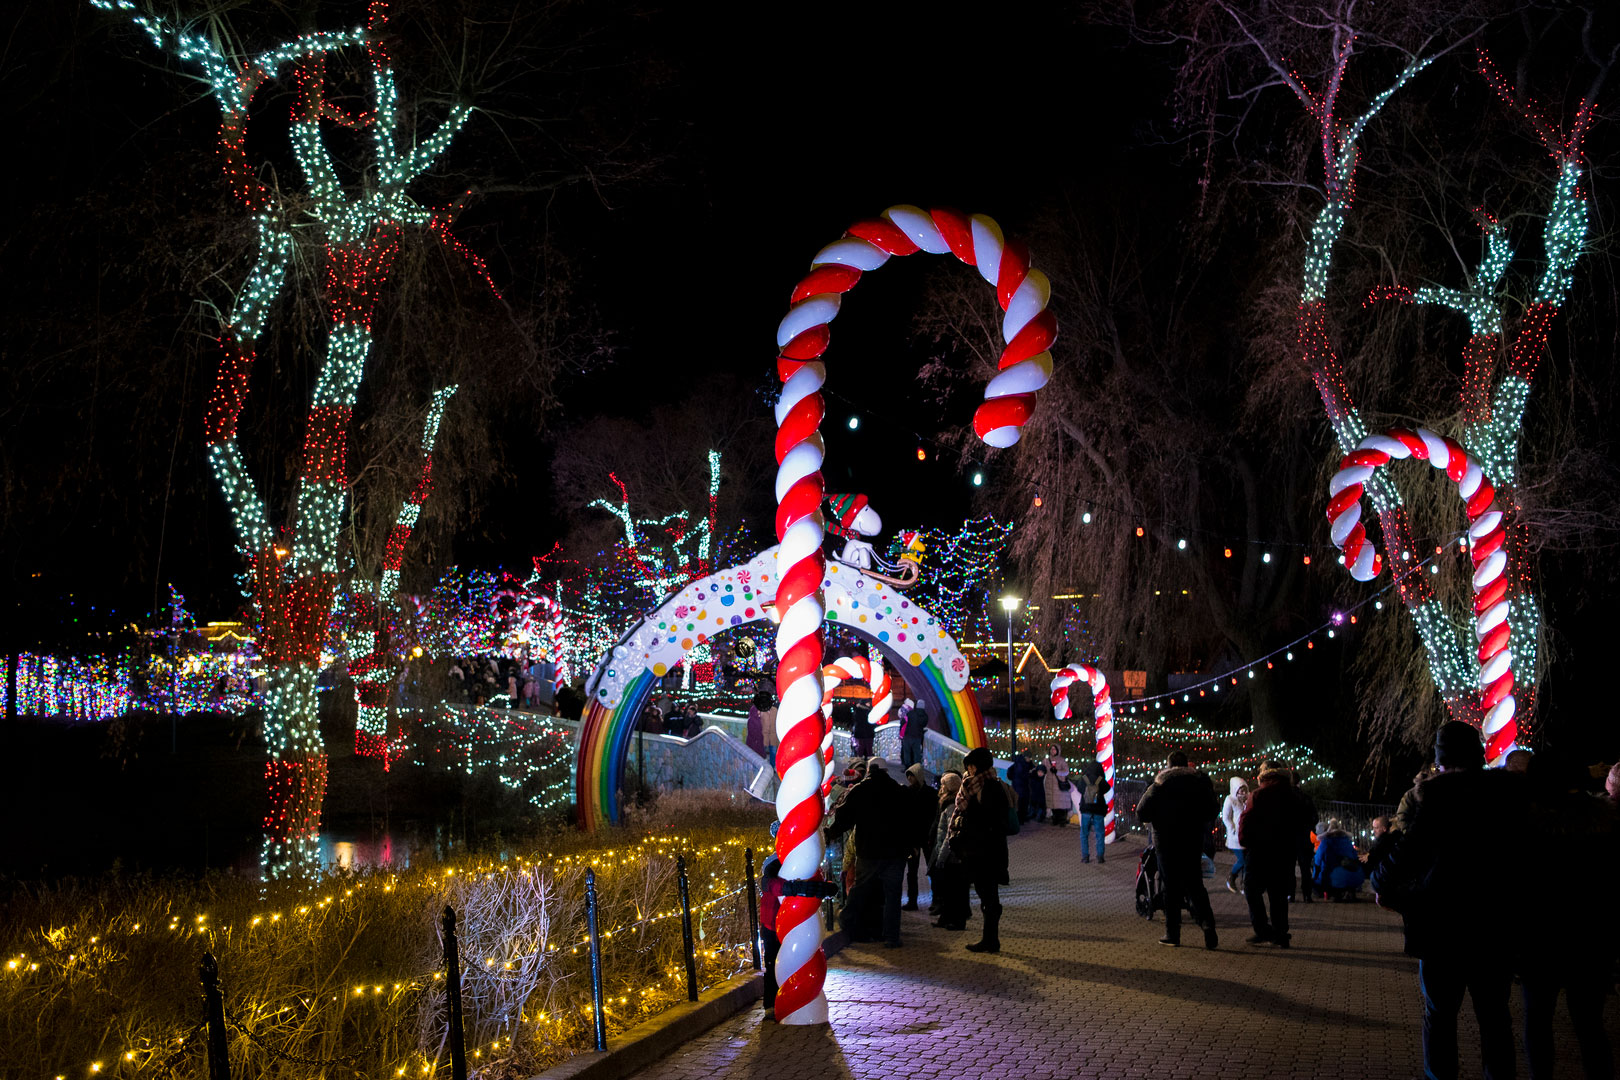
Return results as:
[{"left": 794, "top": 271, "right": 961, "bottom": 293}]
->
[{"left": 95, "top": 0, "right": 477, "bottom": 879}]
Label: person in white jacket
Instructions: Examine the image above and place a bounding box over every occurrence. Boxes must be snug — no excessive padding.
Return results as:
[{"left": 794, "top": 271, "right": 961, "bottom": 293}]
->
[{"left": 1220, "top": 776, "right": 1250, "bottom": 894}]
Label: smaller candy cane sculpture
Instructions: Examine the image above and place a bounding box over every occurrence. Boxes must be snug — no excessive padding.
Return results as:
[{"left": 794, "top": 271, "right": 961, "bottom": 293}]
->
[
  {"left": 1050, "top": 664, "right": 1116, "bottom": 843},
  {"left": 817, "top": 655, "right": 893, "bottom": 801},
  {"left": 1326, "top": 427, "right": 1517, "bottom": 763}
]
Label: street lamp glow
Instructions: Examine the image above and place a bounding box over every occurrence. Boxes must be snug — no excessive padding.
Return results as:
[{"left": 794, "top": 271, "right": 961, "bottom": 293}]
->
[
  {"left": 999, "top": 596, "right": 1021, "bottom": 757},
  {"left": 999, "top": 596, "right": 1021, "bottom": 612}
]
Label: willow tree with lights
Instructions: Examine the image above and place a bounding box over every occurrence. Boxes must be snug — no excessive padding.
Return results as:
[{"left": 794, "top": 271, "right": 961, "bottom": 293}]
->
[
  {"left": 1209, "top": 7, "right": 1602, "bottom": 746},
  {"left": 92, "top": 0, "right": 485, "bottom": 878}
]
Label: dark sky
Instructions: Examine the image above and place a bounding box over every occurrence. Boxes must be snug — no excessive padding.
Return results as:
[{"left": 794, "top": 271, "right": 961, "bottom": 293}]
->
[{"left": 4, "top": 1, "right": 1165, "bottom": 632}]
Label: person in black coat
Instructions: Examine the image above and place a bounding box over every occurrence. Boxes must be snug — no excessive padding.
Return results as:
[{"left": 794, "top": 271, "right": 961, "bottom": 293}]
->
[
  {"left": 1239, "top": 764, "right": 1311, "bottom": 948},
  {"left": 947, "top": 747, "right": 1009, "bottom": 954},
  {"left": 1359, "top": 815, "right": 1401, "bottom": 882},
  {"left": 902, "top": 763, "right": 936, "bottom": 910},
  {"left": 826, "top": 757, "right": 910, "bottom": 946},
  {"left": 1135, "top": 751, "right": 1219, "bottom": 950},
  {"left": 1372, "top": 721, "right": 1529, "bottom": 1080},
  {"left": 1006, "top": 752, "right": 1033, "bottom": 822},
  {"left": 1519, "top": 752, "right": 1618, "bottom": 1080}
]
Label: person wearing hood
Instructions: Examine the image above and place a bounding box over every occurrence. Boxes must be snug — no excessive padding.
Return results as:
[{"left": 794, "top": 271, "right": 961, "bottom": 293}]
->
[
  {"left": 1371, "top": 721, "right": 1529, "bottom": 1080},
  {"left": 902, "top": 763, "right": 936, "bottom": 911},
  {"left": 1311, "top": 818, "right": 1364, "bottom": 900},
  {"left": 826, "top": 756, "right": 910, "bottom": 947},
  {"left": 946, "top": 747, "right": 1010, "bottom": 953},
  {"left": 1074, "top": 756, "right": 1111, "bottom": 863},
  {"left": 1135, "top": 751, "right": 1219, "bottom": 950},
  {"left": 928, "top": 770, "right": 969, "bottom": 930},
  {"left": 1043, "top": 756, "right": 1072, "bottom": 826},
  {"left": 1220, "top": 776, "right": 1249, "bottom": 894}
]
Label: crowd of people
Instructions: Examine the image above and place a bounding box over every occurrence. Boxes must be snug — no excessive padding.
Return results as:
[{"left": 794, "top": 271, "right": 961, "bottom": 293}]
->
[
  {"left": 754, "top": 722, "right": 1620, "bottom": 1076},
  {"left": 446, "top": 654, "right": 557, "bottom": 709}
]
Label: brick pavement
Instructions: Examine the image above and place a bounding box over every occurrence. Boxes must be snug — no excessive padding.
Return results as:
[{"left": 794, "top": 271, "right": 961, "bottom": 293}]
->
[{"left": 629, "top": 822, "right": 1618, "bottom": 1079}]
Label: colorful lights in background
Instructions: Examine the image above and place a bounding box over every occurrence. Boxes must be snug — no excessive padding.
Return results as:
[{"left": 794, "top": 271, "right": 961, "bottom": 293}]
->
[
  {"left": 415, "top": 706, "right": 575, "bottom": 814},
  {"left": 885, "top": 515, "right": 1011, "bottom": 640}
]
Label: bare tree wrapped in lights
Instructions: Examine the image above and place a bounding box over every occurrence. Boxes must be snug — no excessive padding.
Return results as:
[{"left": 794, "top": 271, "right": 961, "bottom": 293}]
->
[
  {"left": 1214, "top": 7, "right": 1604, "bottom": 743},
  {"left": 92, "top": 0, "right": 481, "bottom": 879}
]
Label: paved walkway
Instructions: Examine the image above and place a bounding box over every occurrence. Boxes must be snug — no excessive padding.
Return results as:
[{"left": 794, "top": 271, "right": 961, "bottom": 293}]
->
[{"left": 630, "top": 823, "right": 1618, "bottom": 1080}]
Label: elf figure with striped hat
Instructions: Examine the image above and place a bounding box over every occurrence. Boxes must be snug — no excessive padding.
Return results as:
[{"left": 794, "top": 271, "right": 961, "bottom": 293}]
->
[{"left": 826, "top": 492, "right": 883, "bottom": 572}]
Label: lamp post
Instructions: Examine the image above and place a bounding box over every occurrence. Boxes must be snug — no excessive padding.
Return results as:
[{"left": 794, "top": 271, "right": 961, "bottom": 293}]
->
[{"left": 999, "top": 596, "right": 1021, "bottom": 758}]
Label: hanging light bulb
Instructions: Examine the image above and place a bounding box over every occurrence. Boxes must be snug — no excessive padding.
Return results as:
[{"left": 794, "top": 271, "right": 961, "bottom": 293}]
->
[
  {"left": 847, "top": 416, "right": 860, "bottom": 430},
  {"left": 1176, "top": 538, "right": 1187, "bottom": 550},
  {"left": 1033, "top": 494, "right": 1043, "bottom": 508},
  {"left": 916, "top": 447, "right": 926, "bottom": 461},
  {"left": 971, "top": 471, "right": 984, "bottom": 487},
  {"left": 1082, "top": 512, "right": 1092, "bottom": 525},
  {"left": 1262, "top": 552, "right": 1272, "bottom": 564}
]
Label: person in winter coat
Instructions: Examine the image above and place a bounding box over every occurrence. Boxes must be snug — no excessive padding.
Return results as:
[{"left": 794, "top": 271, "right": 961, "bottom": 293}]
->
[
  {"left": 1006, "top": 752, "right": 1033, "bottom": 822},
  {"left": 947, "top": 747, "right": 1009, "bottom": 953},
  {"left": 1074, "top": 757, "right": 1111, "bottom": 863},
  {"left": 1520, "top": 751, "right": 1618, "bottom": 1080},
  {"left": 1135, "top": 751, "right": 1219, "bottom": 950},
  {"left": 1359, "top": 815, "right": 1401, "bottom": 881},
  {"left": 1311, "top": 819, "right": 1364, "bottom": 899},
  {"left": 1371, "top": 721, "right": 1529, "bottom": 1080},
  {"left": 900, "top": 703, "right": 928, "bottom": 770},
  {"left": 744, "top": 690, "right": 770, "bottom": 757},
  {"left": 903, "top": 763, "right": 936, "bottom": 911},
  {"left": 1027, "top": 764, "right": 1048, "bottom": 822},
  {"left": 1044, "top": 759, "right": 1072, "bottom": 826},
  {"left": 848, "top": 703, "right": 875, "bottom": 758},
  {"left": 927, "top": 771, "right": 969, "bottom": 930},
  {"left": 1220, "top": 776, "right": 1249, "bottom": 894},
  {"left": 760, "top": 696, "right": 779, "bottom": 767},
  {"left": 758, "top": 853, "right": 786, "bottom": 1019},
  {"left": 826, "top": 757, "right": 911, "bottom": 947},
  {"left": 1239, "top": 764, "right": 1309, "bottom": 948}
]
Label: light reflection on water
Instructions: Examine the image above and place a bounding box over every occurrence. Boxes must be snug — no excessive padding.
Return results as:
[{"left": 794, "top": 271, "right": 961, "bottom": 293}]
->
[{"left": 318, "top": 833, "right": 419, "bottom": 872}]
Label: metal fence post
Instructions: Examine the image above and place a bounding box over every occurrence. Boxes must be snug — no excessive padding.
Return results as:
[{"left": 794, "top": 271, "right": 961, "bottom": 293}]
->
[
  {"left": 199, "top": 952, "right": 230, "bottom": 1080},
  {"left": 441, "top": 906, "right": 467, "bottom": 1080},
  {"left": 585, "top": 868, "right": 608, "bottom": 1052},
  {"left": 676, "top": 854, "right": 699, "bottom": 1001},
  {"left": 744, "top": 847, "right": 761, "bottom": 971}
]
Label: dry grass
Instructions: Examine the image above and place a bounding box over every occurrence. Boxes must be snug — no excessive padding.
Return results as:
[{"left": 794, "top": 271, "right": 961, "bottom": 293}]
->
[{"left": 0, "top": 803, "right": 773, "bottom": 1079}]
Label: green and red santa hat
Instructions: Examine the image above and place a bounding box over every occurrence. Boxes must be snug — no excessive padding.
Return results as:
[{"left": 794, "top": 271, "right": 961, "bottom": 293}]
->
[{"left": 826, "top": 492, "right": 881, "bottom": 537}]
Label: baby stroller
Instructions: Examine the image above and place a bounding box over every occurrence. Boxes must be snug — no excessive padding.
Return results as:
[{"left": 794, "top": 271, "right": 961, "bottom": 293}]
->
[{"left": 1135, "top": 844, "right": 1202, "bottom": 921}]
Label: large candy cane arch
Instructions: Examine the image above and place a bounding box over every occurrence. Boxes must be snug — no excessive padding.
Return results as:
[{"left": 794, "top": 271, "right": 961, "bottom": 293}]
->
[
  {"left": 1050, "top": 664, "right": 1117, "bottom": 843},
  {"left": 817, "top": 654, "right": 893, "bottom": 799},
  {"left": 1326, "top": 427, "right": 1517, "bottom": 763},
  {"left": 772, "top": 205, "right": 1055, "bottom": 1025}
]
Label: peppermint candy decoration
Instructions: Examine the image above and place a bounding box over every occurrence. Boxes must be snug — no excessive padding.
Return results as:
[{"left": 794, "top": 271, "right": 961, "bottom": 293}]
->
[
  {"left": 1326, "top": 427, "right": 1517, "bottom": 763},
  {"left": 772, "top": 206, "right": 1056, "bottom": 1026},
  {"left": 1050, "top": 664, "right": 1116, "bottom": 844}
]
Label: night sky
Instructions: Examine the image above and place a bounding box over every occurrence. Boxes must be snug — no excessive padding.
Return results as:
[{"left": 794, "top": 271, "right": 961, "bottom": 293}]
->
[{"left": 3, "top": 2, "right": 1165, "bottom": 632}]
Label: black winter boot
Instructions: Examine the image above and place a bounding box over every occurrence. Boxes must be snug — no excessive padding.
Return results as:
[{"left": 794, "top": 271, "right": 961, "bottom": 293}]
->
[{"left": 966, "top": 904, "right": 1002, "bottom": 953}]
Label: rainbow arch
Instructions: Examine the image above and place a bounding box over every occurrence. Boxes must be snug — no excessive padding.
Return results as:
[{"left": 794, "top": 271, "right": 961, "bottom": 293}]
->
[{"left": 575, "top": 546, "right": 984, "bottom": 828}]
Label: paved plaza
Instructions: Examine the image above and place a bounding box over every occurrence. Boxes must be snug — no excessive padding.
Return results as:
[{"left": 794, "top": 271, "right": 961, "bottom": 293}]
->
[{"left": 631, "top": 822, "right": 1619, "bottom": 1079}]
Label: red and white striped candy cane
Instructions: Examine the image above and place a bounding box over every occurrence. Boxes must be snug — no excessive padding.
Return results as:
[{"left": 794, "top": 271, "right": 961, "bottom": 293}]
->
[
  {"left": 816, "top": 655, "right": 893, "bottom": 799},
  {"left": 772, "top": 206, "right": 1055, "bottom": 1024},
  {"left": 1325, "top": 427, "right": 1517, "bottom": 764},
  {"left": 1050, "top": 664, "right": 1116, "bottom": 843}
]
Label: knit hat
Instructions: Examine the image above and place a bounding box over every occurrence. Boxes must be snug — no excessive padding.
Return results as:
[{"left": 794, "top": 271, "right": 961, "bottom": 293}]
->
[
  {"left": 963, "top": 746, "right": 994, "bottom": 772},
  {"left": 1434, "top": 720, "right": 1485, "bottom": 770},
  {"left": 826, "top": 492, "right": 870, "bottom": 535}
]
